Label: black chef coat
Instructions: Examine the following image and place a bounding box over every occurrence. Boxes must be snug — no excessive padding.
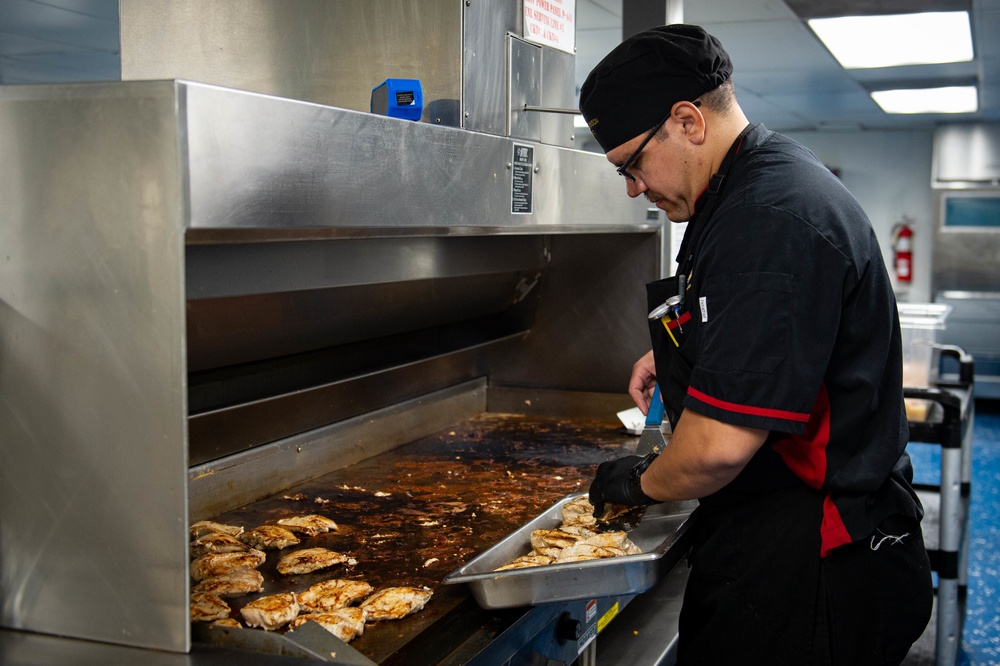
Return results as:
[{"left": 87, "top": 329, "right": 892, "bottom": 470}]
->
[{"left": 654, "top": 123, "right": 921, "bottom": 557}]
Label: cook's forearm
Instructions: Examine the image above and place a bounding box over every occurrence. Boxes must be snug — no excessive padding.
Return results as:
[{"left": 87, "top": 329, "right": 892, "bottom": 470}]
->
[{"left": 639, "top": 408, "right": 768, "bottom": 501}]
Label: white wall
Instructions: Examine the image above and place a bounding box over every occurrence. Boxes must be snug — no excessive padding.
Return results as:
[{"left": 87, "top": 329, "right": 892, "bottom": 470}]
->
[{"left": 784, "top": 129, "right": 936, "bottom": 304}]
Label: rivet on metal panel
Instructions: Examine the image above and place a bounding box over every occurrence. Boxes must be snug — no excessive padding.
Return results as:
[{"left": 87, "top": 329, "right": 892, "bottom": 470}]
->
[
  {"left": 507, "top": 163, "right": 512, "bottom": 170},
  {"left": 296, "top": 446, "right": 303, "bottom": 453}
]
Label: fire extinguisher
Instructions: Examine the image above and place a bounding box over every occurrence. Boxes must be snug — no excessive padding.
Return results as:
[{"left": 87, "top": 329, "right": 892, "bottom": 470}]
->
[{"left": 891, "top": 219, "right": 913, "bottom": 283}]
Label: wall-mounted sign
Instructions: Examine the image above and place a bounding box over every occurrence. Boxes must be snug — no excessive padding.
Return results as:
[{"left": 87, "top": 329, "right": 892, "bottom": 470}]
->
[{"left": 522, "top": 0, "right": 576, "bottom": 55}]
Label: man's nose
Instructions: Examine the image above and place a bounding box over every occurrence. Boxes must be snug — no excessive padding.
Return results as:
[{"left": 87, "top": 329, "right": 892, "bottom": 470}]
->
[{"left": 625, "top": 176, "right": 645, "bottom": 198}]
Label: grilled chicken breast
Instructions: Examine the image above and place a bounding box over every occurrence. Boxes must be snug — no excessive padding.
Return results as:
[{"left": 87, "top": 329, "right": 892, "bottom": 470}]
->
[
  {"left": 580, "top": 531, "right": 642, "bottom": 555},
  {"left": 190, "top": 532, "right": 249, "bottom": 558},
  {"left": 276, "top": 547, "right": 356, "bottom": 575},
  {"left": 561, "top": 496, "right": 597, "bottom": 528},
  {"left": 297, "top": 579, "right": 374, "bottom": 613},
  {"left": 288, "top": 608, "right": 367, "bottom": 643},
  {"left": 190, "top": 521, "right": 244, "bottom": 539},
  {"left": 239, "top": 592, "right": 300, "bottom": 631},
  {"left": 494, "top": 554, "right": 553, "bottom": 571},
  {"left": 553, "top": 542, "right": 627, "bottom": 563},
  {"left": 190, "top": 592, "right": 231, "bottom": 622},
  {"left": 276, "top": 514, "right": 339, "bottom": 537},
  {"left": 239, "top": 525, "right": 301, "bottom": 550},
  {"left": 190, "top": 549, "right": 266, "bottom": 581},
  {"left": 496, "top": 498, "right": 644, "bottom": 571},
  {"left": 359, "top": 586, "right": 433, "bottom": 621},
  {"left": 529, "top": 528, "right": 587, "bottom": 551},
  {"left": 192, "top": 569, "right": 264, "bottom": 597}
]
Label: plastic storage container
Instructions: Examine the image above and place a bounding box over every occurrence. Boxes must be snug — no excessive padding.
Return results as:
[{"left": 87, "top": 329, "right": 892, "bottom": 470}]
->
[
  {"left": 898, "top": 303, "right": 952, "bottom": 421},
  {"left": 898, "top": 303, "right": 952, "bottom": 387}
]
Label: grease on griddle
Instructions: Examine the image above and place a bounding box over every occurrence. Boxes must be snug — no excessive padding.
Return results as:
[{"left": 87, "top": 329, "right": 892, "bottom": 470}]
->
[{"left": 198, "top": 413, "right": 630, "bottom": 657}]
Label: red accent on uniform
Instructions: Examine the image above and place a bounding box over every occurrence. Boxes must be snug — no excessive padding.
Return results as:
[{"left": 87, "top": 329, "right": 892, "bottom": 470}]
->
[
  {"left": 665, "top": 311, "right": 692, "bottom": 330},
  {"left": 687, "top": 386, "right": 811, "bottom": 423},
  {"left": 770, "top": 384, "right": 831, "bottom": 489},
  {"left": 820, "top": 493, "right": 852, "bottom": 557}
]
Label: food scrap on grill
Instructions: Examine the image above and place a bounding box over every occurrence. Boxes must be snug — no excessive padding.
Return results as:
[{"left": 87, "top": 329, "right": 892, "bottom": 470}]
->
[
  {"left": 288, "top": 607, "right": 368, "bottom": 643},
  {"left": 276, "top": 514, "right": 339, "bottom": 537},
  {"left": 239, "top": 525, "right": 301, "bottom": 550},
  {"left": 359, "top": 586, "right": 433, "bottom": 621},
  {"left": 276, "top": 547, "right": 357, "bottom": 575},
  {"left": 212, "top": 617, "right": 242, "bottom": 628},
  {"left": 190, "top": 520, "right": 244, "bottom": 539},
  {"left": 239, "top": 592, "right": 301, "bottom": 631},
  {"left": 493, "top": 497, "right": 642, "bottom": 571},
  {"left": 190, "top": 531, "right": 249, "bottom": 558},
  {"left": 190, "top": 592, "right": 231, "bottom": 622},
  {"left": 193, "top": 569, "right": 265, "bottom": 597},
  {"left": 297, "top": 579, "right": 374, "bottom": 613}
]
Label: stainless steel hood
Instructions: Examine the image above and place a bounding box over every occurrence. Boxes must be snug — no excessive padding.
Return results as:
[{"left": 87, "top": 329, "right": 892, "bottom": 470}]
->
[{"left": 0, "top": 79, "right": 656, "bottom": 655}]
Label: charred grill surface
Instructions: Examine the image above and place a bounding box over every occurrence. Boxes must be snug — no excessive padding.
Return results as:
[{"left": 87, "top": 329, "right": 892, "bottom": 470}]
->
[{"left": 202, "top": 413, "right": 634, "bottom": 664}]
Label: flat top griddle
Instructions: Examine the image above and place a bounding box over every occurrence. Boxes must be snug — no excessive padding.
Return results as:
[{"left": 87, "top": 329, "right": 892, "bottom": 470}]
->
[{"left": 202, "top": 412, "right": 638, "bottom": 664}]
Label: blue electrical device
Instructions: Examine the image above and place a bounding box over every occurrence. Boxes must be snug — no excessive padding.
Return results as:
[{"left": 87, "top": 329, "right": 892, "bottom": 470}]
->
[{"left": 371, "top": 78, "right": 424, "bottom": 121}]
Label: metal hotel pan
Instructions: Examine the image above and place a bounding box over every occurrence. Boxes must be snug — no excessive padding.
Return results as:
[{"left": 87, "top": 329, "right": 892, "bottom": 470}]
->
[{"left": 442, "top": 493, "right": 697, "bottom": 609}]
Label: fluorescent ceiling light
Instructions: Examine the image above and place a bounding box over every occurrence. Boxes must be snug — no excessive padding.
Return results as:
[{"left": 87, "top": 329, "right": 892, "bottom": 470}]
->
[
  {"left": 808, "top": 11, "right": 973, "bottom": 69},
  {"left": 871, "top": 86, "right": 978, "bottom": 114}
]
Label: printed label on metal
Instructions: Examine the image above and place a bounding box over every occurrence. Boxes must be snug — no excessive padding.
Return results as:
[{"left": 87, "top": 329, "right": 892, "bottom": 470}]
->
[
  {"left": 586, "top": 599, "right": 597, "bottom": 623},
  {"left": 577, "top": 622, "right": 598, "bottom": 654},
  {"left": 512, "top": 144, "right": 533, "bottom": 215},
  {"left": 597, "top": 602, "right": 619, "bottom": 633}
]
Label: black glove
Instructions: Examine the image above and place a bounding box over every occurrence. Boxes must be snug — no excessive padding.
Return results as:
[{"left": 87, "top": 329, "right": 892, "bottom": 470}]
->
[{"left": 589, "top": 453, "right": 660, "bottom": 518}]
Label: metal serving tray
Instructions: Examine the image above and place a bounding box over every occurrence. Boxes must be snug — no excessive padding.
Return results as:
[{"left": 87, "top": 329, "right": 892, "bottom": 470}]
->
[{"left": 441, "top": 493, "right": 697, "bottom": 609}]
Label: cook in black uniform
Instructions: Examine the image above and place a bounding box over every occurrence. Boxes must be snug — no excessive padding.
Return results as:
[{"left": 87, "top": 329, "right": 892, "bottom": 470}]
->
[{"left": 581, "top": 25, "right": 933, "bottom": 665}]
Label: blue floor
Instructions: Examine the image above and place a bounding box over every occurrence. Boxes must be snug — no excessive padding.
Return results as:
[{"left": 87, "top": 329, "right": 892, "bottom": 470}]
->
[{"left": 909, "top": 399, "right": 1000, "bottom": 665}]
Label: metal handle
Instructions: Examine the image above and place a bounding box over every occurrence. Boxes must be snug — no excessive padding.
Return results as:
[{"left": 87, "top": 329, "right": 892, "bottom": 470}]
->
[{"left": 521, "top": 105, "right": 581, "bottom": 115}]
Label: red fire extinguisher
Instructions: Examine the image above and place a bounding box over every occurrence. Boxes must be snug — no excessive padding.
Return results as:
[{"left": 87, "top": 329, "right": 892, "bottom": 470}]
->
[{"left": 891, "top": 219, "right": 913, "bottom": 283}]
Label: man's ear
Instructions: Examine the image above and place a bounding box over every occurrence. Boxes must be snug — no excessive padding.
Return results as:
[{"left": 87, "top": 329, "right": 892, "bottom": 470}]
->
[{"left": 672, "top": 101, "right": 706, "bottom": 144}]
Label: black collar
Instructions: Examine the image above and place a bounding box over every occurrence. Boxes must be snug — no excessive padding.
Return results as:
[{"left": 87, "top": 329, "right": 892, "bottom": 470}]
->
[{"left": 675, "top": 122, "right": 755, "bottom": 277}]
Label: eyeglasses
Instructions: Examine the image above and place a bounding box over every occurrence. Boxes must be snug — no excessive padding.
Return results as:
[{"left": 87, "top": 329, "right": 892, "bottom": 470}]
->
[{"left": 616, "top": 100, "right": 700, "bottom": 182}]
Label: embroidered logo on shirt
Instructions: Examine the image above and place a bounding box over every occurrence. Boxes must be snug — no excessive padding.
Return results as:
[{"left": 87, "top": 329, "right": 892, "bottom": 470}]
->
[{"left": 699, "top": 296, "right": 708, "bottom": 322}]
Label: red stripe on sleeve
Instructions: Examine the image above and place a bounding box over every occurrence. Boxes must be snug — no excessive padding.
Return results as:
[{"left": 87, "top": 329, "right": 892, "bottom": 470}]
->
[{"left": 687, "top": 386, "right": 811, "bottom": 423}]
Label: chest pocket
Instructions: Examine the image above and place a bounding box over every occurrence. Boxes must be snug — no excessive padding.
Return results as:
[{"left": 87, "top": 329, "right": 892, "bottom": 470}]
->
[{"left": 700, "top": 271, "right": 794, "bottom": 374}]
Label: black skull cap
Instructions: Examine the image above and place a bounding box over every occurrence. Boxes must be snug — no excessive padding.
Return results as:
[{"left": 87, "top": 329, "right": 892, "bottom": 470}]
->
[{"left": 579, "top": 24, "right": 733, "bottom": 153}]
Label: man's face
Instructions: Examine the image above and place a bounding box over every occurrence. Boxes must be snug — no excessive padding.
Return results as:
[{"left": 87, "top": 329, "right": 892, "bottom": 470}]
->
[{"left": 605, "top": 112, "right": 700, "bottom": 222}]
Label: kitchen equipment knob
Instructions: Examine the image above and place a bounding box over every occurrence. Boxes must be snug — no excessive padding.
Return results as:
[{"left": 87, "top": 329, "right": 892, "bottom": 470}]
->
[{"left": 556, "top": 613, "right": 582, "bottom": 642}]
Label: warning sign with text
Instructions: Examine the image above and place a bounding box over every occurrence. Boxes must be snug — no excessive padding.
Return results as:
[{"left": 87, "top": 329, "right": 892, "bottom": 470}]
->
[{"left": 523, "top": 0, "right": 576, "bottom": 54}]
